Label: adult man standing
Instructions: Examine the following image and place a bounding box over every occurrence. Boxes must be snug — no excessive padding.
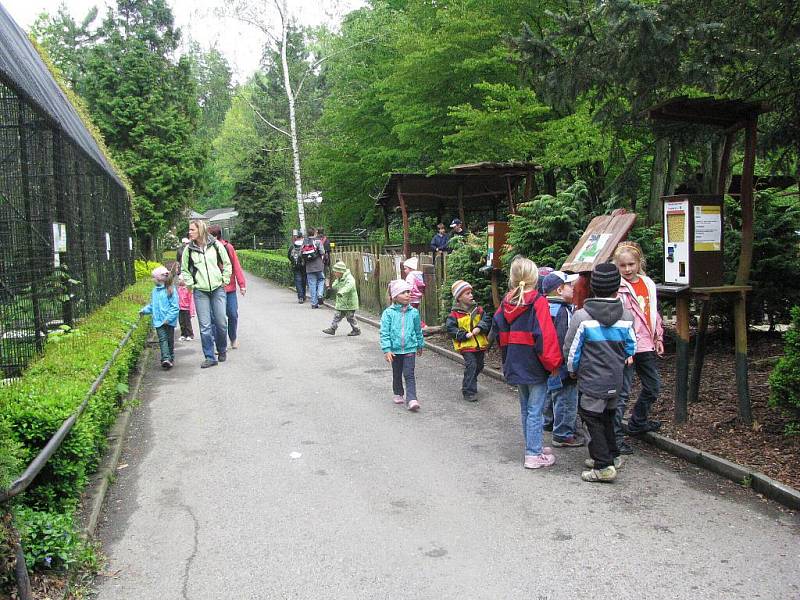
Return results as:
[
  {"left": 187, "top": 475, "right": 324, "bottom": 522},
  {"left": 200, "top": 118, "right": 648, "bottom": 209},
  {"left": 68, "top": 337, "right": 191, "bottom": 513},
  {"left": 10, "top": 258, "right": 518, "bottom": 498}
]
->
[
  {"left": 288, "top": 230, "right": 306, "bottom": 303},
  {"left": 303, "top": 227, "right": 326, "bottom": 309}
]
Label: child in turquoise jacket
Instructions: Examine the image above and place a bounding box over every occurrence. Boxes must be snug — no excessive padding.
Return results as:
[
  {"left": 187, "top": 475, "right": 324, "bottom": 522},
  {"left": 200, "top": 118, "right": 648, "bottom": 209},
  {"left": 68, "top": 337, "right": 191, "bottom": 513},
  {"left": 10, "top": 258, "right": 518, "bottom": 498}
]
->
[
  {"left": 380, "top": 279, "right": 425, "bottom": 412},
  {"left": 140, "top": 265, "right": 180, "bottom": 369}
]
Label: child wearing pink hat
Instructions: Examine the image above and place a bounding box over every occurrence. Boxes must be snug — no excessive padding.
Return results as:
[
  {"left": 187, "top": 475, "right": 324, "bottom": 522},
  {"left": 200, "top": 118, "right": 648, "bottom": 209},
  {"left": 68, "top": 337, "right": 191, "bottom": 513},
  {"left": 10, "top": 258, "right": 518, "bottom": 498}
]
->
[
  {"left": 140, "top": 265, "right": 179, "bottom": 369},
  {"left": 380, "top": 279, "right": 425, "bottom": 411}
]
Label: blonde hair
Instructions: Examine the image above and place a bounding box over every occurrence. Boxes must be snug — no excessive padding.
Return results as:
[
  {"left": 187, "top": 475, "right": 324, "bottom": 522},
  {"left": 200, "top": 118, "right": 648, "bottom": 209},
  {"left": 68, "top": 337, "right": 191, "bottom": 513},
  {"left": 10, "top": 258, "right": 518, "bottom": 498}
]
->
[
  {"left": 613, "top": 241, "right": 647, "bottom": 274},
  {"left": 190, "top": 219, "right": 209, "bottom": 247},
  {"left": 507, "top": 256, "right": 539, "bottom": 306}
]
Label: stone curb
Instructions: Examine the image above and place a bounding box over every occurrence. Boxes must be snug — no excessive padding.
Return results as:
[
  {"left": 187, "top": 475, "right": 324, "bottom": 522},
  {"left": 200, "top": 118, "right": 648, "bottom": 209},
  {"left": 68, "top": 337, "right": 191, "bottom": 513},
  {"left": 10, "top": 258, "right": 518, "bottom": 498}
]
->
[
  {"left": 319, "top": 299, "right": 800, "bottom": 512},
  {"left": 81, "top": 338, "right": 152, "bottom": 537}
]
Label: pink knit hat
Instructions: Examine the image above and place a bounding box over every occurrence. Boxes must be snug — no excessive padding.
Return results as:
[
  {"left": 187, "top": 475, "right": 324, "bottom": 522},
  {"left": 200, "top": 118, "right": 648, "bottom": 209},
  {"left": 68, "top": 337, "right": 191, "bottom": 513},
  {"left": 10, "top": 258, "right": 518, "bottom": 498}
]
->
[
  {"left": 389, "top": 279, "right": 412, "bottom": 299},
  {"left": 151, "top": 265, "right": 169, "bottom": 280}
]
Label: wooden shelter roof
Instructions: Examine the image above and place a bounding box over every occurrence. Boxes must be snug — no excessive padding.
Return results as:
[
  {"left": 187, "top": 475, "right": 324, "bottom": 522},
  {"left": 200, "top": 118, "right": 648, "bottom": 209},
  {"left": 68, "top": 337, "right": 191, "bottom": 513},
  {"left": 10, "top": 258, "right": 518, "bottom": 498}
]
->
[
  {"left": 376, "top": 172, "right": 523, "bottom": 213},
  {"left": 647, "top": 96, "right": 770, "bottom": 129}
]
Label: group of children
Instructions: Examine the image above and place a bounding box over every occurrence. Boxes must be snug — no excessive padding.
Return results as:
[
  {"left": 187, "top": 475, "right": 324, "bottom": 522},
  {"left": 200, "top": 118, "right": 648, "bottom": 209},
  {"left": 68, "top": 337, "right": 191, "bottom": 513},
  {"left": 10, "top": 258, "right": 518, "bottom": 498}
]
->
[{"left": 374, "top": 241, "right": 664, "bottom": 483}]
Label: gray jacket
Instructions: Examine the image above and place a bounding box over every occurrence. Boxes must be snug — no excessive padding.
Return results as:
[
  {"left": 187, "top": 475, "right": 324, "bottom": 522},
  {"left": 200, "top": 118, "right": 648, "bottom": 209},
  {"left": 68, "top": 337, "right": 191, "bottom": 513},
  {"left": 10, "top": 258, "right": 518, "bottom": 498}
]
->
[
  {"left": 304, "top": 236, "right": 325, "bottom": 273},
  {"left": 563, "top": 298, "right": 636, "bottom": 410}
]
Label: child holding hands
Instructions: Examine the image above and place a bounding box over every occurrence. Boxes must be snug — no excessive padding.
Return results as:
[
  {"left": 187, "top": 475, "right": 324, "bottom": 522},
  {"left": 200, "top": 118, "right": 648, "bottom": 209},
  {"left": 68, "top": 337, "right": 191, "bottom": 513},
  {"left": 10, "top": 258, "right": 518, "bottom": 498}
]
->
[
  {"left": 381, "top": 280, "right": 425, "bottom": 412},
  {"left": 445, "top": 280, "right": 491, "bottom": 402}
]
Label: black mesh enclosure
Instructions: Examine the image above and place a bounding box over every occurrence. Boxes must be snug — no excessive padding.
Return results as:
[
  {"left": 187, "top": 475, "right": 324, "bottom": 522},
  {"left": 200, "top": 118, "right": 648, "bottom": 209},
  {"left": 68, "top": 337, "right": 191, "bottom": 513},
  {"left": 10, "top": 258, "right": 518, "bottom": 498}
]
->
[{"left": 0, "top": 6, "right": 135, "bottom": 379}]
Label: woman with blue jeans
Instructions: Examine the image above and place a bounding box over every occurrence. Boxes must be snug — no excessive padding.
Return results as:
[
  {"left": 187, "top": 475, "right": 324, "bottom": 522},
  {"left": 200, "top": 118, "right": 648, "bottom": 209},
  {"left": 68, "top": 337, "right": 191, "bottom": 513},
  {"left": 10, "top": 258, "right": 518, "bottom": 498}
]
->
[
  {"left": 208, "top": 225, "right": 247, "bottom": 349},
  {"left": 181, "top": 220, "right": 232, "bottom": 368},
  {"left": 493, "top": 257, "right": 564, "bottom": 470}
]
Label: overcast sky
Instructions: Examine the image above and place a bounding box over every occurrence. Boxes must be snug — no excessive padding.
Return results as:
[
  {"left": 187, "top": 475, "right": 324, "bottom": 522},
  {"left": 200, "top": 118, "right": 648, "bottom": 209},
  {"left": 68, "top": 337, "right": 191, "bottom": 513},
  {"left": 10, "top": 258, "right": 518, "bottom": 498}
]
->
[{"left": 3, "top": 0, "right": 366, "bottom": 81}]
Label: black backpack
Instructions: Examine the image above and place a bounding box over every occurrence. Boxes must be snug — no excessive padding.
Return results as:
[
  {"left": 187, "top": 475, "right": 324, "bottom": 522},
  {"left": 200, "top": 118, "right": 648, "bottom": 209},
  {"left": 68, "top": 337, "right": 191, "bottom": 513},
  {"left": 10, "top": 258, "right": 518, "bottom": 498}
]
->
[{"left": 289, "top": 244, "right": 304, "bottom": 268}]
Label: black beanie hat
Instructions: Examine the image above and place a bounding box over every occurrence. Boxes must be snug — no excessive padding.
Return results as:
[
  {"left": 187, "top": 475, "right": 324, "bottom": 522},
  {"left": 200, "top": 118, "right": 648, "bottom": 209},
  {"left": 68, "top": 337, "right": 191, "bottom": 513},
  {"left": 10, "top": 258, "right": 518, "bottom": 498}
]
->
[{"left": 591, "top": 262, "right": 621, "bottom": 297}]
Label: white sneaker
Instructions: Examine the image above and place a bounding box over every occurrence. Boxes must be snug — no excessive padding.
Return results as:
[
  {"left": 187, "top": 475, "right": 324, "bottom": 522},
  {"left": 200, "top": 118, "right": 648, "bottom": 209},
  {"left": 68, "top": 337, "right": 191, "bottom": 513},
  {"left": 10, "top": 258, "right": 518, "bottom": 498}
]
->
[{"left": 179, "top": 336, "right": 186, "bottom": 341}]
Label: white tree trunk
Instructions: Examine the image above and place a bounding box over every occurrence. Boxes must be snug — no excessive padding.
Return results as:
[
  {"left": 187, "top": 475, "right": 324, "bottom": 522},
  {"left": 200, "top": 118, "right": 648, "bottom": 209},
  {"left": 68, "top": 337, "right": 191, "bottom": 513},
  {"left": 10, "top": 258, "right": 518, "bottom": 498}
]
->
[{"left": 279, "top": 8, "right": 307, "bottom": 235}]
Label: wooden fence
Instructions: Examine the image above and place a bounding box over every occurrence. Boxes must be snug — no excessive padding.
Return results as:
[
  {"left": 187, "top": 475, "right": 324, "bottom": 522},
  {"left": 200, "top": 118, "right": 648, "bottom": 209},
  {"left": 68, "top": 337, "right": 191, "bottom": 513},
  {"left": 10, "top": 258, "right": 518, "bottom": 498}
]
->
[{"left": 331, "top": 245, "right": 448, "bottom": 325}]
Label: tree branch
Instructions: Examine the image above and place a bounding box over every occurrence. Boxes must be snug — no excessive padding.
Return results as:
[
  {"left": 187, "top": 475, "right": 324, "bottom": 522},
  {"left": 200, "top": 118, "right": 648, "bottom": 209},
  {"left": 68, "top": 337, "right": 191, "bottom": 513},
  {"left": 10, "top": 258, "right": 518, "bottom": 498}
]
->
[{"left": 239, "top": 94, "right": 291, "bottom": 137}]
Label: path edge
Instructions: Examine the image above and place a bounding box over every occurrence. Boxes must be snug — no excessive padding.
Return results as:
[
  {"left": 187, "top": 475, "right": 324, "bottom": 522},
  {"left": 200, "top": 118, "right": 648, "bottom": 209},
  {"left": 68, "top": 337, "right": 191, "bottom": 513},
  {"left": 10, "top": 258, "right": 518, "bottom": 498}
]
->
[{"left": 323, "top": 299, "right": 800, "bottom": 512}]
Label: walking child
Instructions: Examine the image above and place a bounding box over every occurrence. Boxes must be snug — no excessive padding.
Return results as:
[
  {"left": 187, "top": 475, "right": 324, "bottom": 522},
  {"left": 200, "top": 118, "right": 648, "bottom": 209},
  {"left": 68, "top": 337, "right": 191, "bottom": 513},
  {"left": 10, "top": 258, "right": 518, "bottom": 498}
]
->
[
  {"left": 402, "top": 257, "right": 427, "bottom": 327},
  {"left": 380, "top": 280, "right": 425, "bottom": 412},
  {"left": 612, "top": 241, "right": 665, "bottom": 454},
  {"left": 540, "top": 270, "right": 583, "bottom": 447},
  {"left": 140, "top": 265, "right": 180, "bottom": 369},
  {"left": 177, "top": 274, "right": 195, "bottom": 341},
  {"left": 563, "top": 263, "right": 636, "bottom": 482},
  {"left": 323, "top": 261, "right": 361, "bottom": 336},
  {"left": 492, "top": 256, "right": 563, "bottom": 469},
  {"left": 445, "top": 279, "right": 491, "bottom": 402}
]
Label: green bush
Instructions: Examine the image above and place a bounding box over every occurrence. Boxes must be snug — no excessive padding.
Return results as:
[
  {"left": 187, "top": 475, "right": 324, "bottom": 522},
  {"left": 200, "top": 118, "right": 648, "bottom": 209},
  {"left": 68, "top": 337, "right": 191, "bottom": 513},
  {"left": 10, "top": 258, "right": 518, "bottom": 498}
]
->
[
  {"left": 15, "top": 507, "right": 99, "bottom": 573},
  {"left": 237, "top": 249, "right": 293, "bottom": 287},
  {"left": 768, "top": 306, "right": 800, "bottom": 425},
  {"left": 0, "top": 281, "right": 150, "bottom": 513},
  {"left": 439, "top": 233, "right": 493, "bottom": 320},
  {"left": 134, "top": 259, "right": 164, "bottom": 281}
]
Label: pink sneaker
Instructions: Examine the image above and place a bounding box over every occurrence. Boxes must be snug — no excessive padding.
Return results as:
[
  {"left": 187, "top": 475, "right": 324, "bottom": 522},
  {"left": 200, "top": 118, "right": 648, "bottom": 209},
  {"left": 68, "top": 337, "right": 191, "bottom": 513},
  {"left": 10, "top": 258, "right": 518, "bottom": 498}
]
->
[
  {"left": 524, "top": 453, "right": 556, "bottom": 469},
  {"left": 408, "top": 399, "right": 420, "bottom": 412},
  {"left": 542, "top": 447, "right": 554, "bottom": 455},
  {"left": 393, "top": 395, "right": 405, "bottom": 404}
]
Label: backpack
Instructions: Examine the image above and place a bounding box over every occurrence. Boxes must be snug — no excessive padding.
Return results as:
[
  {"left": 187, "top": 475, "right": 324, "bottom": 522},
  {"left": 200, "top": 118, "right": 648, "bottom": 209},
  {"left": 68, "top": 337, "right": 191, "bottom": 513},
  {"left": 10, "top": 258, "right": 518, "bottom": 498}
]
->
[
  {"left": 301, "top": 238, "right": 321, "bottom": 262},
  {"left": 289, "top": 244, "right": 304, "bottom": 268}
]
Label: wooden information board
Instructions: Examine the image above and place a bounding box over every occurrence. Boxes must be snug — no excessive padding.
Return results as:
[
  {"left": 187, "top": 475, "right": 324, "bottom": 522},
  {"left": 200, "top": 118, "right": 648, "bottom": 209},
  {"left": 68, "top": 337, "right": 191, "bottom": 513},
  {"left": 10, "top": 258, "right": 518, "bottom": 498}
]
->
[{"left": 561, "top": 209, "right": 637, "bottom": 273}]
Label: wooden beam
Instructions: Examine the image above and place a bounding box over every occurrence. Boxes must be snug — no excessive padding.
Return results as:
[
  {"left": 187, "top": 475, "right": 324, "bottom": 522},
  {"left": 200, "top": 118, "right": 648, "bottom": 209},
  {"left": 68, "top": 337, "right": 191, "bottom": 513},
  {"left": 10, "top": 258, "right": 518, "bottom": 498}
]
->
[
  {"left": 734, "top": 291, "right": 752, "bottom": 424},
  {"left": 397, "top": 181, "right": 410, "bottom": 258},
  {"left": 736, "top": 119, "right": 757, "bottom": 286},
  {"left": 674, "top": 294, "right": 691, "bottom": 423},
  {"left": 717, "top": 131, "right": 735, "bottom": 195},
  {"left": 505, "top": 176, "right": 516, "bottom": 215}
]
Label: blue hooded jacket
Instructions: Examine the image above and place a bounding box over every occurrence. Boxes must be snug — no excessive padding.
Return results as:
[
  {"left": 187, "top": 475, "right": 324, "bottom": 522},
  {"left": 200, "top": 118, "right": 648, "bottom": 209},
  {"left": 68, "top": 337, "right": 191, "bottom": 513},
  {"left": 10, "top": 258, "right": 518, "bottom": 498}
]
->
[{"left": 141, "top": 284, "right": 179, "bottom": 327}]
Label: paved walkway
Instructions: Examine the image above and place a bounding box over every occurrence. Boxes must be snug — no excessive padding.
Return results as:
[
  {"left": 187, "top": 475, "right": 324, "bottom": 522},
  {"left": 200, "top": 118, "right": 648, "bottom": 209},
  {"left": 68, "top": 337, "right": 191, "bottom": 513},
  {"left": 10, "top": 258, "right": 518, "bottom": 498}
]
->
[{"left": 93, "top": 274, "right": 799, "bottom": 600}]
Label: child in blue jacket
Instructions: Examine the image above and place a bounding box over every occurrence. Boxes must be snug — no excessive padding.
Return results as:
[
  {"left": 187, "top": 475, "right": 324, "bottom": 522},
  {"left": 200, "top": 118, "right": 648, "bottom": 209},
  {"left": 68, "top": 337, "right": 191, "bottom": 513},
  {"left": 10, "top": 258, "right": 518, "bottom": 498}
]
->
[
  {"left": 381, "top": 279, "right": 425, "bottom": 412},
  {"left": 140, "top": 265, "right": 180, "bottom": 369}
]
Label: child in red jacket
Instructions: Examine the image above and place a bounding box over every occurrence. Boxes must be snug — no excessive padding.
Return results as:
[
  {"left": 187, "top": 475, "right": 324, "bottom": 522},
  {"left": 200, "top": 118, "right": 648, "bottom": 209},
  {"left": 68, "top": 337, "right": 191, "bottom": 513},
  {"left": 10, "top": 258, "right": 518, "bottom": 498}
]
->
[{"left": 492, "top": 257, "right": 563, "bottom": 470}]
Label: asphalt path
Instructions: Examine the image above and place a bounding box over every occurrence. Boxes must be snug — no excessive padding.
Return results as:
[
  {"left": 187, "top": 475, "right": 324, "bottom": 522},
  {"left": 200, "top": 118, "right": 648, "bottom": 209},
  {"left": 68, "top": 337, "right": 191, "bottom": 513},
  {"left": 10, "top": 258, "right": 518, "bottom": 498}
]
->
[{"left": 92, "top": 273, "right": 799, "bottom": 600}]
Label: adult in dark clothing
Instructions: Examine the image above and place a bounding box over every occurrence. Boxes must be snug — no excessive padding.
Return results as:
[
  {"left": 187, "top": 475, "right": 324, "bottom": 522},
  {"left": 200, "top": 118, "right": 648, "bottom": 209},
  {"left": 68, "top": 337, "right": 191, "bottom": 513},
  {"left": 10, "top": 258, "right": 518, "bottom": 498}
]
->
[
  {"left": 304, "top": 227, "right": 326, "bottom": 308},
  {"left": 288, "top": 230, "right": 306, "bottom": 303},
  {"left": 430, "top": 223, "right": 450, "bottom": 253},
  {"left": 450, "top": 218, "right": 466, "bottom": 237}
]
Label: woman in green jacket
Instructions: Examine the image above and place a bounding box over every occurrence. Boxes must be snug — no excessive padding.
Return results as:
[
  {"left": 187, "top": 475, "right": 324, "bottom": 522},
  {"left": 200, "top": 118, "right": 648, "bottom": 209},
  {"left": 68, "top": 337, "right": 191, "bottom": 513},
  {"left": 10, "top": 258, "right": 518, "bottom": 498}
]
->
[{"left": 181, "top": 220, "right": 232, "bottom": 368}]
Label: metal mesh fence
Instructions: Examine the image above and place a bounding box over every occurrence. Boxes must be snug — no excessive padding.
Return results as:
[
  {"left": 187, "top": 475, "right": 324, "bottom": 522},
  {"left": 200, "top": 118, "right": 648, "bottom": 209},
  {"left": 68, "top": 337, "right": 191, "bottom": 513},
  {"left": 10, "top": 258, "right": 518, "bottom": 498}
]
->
[{"left": 0, "top": 79, "right": 134, "bottom": 379}]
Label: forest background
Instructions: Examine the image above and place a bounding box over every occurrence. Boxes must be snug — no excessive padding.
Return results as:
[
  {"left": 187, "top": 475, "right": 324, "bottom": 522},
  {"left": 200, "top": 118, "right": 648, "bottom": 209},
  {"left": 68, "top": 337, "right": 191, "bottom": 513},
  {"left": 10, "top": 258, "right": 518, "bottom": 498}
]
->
[{"left": 29, "top": 0, "right": 800, "bottom": 321}]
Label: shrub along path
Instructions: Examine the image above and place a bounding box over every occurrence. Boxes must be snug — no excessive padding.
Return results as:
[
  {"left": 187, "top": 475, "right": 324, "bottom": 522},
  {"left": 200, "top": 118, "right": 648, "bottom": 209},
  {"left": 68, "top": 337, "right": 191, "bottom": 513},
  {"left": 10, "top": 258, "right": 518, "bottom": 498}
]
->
[{"left": 92, "top": 274, "right": 799, "bottom": 599}]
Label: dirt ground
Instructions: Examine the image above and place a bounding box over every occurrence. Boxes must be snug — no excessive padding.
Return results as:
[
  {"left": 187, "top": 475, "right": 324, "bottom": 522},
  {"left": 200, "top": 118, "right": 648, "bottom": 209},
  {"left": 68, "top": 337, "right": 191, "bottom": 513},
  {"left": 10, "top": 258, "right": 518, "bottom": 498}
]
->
[{"left": 427, "top": 328, "right": 800, "bottom": 492}]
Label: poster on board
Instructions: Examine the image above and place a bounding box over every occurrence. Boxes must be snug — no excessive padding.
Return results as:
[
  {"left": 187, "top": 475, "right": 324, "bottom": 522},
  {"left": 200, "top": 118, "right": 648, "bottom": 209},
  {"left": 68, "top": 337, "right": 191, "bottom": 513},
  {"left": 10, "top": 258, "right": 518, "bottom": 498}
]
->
[
  {"left": 694, "top": 205, "right": 722, "bottom": 251},
  {"left": 574, "top": 233, "right": 610, "bottom": 264}
]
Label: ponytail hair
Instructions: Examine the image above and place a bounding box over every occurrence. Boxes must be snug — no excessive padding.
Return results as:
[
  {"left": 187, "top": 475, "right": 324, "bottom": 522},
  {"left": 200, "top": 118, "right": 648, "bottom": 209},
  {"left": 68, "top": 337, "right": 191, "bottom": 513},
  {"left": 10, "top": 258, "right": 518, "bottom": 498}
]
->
[
  {"left": 165, "top": 262, "right": 178, "bottom": 297},
  {"left": 507, "top": 256, "right": 538, "bottom": 307}
]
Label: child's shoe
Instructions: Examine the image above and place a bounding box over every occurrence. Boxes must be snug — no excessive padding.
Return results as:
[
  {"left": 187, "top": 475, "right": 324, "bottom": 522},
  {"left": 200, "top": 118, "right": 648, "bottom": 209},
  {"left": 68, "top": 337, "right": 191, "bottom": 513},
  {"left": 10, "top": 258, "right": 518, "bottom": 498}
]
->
[
  {"left": 161, "top": 360, "right": 173, "bottom": 369},
  {"left": 179, "top": 336, "right": 186, "bottom": 341},
  {"left": 407, "top": 399, "right": 420, "bottom": 412},
  {"left": 581, "top": 466, "right": 617, "bottom": 482},
  {"left": 552, "top": 435, "right": 584, "bottom": 448},
  {"left": 347, "top": 328, "right": 361, "bottom": 336},
  {"left": 524, "top": 453, "right": 555, "bottom": 469},
  {"left": 322, "top": 327, "right": 336, "bottom": 335},
  {"left": 187, "top": 336, "right": 195, "bottom": 341},
  {"left": 585, "top": 456, "right": 625, "bottom": 470},
  {"left": 392, "top": 395, "right": 405, "bottom": 404}
]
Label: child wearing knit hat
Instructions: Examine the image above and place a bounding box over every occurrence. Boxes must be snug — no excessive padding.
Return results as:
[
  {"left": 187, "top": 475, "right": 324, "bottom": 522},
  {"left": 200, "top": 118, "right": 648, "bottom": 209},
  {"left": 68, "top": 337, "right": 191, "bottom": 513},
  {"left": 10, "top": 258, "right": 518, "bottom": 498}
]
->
[
  {"left": 380, "top": 279, "right": 425, "bottom": 411},
  {"left": 322, "top": 261, "right": 361, "bottom": 336},
  {"left": 563, "top": 262, "right": 636, "bottom": 482},
  {"left": 445, "top": 280, "right": 492, "bottom": 402},
  {"left": 140, "top": 265, "right": 179, "bottom": 369}
]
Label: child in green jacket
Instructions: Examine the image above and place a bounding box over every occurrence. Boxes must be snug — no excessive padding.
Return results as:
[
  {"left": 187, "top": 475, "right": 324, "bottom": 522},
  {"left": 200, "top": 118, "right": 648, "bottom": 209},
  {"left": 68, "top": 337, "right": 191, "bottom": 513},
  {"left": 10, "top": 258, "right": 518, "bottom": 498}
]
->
[{"left": 322, "top": 261, "right": 361, "bottom": 336}]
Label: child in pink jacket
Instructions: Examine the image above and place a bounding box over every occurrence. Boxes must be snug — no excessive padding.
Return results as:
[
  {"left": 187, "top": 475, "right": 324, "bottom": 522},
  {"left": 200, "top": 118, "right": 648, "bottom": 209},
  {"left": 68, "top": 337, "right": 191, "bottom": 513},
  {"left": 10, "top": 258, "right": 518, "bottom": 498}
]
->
[
  {"left": 612, "top": 241, "right": 665, "bottom": 453},
  {"left": 177, "top": 274, "right": 195, "bottom": 341}
]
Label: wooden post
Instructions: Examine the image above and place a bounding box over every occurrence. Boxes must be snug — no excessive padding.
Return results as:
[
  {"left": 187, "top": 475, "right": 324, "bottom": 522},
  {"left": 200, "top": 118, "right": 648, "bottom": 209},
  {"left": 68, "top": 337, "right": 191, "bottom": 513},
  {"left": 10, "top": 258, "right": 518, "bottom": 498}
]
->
[
  {"left": 717, "top": 131, "right": 735, "bottom": 195},
  {"left": 688, "top": 299, "right": 710, "bottom": 404},
  {"left": 674, "top": 293, "right": 690, "bottom": 423},
  {"left": 457, "top": 184, "right": 466, "bottom": 225},
  {"left": 397, "top": 180, "right": 410, "bottom": 258},
  {"left": 490, "top": 269, "right": 501, "bottom": 310},
  {"left": 382, "top": 208, "right": 390, "bottom": 246},
  {"left": 734, "top": 291, "right": 752, "bottom": 423},
  {"left": 505, "top": 176, "right": 516, "bottom": 215}
]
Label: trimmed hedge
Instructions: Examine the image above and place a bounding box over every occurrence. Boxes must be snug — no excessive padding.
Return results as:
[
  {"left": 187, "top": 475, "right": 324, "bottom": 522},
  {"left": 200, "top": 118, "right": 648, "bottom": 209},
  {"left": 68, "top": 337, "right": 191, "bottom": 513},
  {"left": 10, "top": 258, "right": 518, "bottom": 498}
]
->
[
  {"left": 237, "top": 249, "right": 294, "bottom": 288},
  {"left": 0, "top": 279, "right": 150, "bottom": 581},
  {"left": 769, "top": 306, "right": 800, "bottom": 427}
]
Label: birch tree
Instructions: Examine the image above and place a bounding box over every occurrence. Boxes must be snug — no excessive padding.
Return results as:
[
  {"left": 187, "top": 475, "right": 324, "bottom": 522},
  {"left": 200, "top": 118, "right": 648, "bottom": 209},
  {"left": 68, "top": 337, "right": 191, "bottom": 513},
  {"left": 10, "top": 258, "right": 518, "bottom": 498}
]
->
[{"left": 222, "top": 0, "right": 347, "bottom": 235}]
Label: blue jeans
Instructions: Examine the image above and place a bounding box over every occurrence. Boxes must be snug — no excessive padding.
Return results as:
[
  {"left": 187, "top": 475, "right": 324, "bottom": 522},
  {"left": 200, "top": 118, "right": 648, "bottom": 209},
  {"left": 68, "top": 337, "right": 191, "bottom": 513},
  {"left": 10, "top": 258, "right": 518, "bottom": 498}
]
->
[
  {"left": 155, "top": 324, "right": 175, "bottom": 362},
  {"left": 306, "top": 271, "right": 325, "bottom": 306},
  {"left": 551, "top": 384, "right": 579, "bottom": 441},
  {"left": 518, "top": 383, "right": 547, "bottom": 456},
  {"left": 194, "top": 287, "right": 227, "bottom": 361},
  {"left": 293, "top": 270, "right": 306, "bottom": 300},
  {"left": 226, "top": 291, "right": 239, "bottom": 343},
  {"left": 614, "top": 351, "right": 662, "bottom": 444}
]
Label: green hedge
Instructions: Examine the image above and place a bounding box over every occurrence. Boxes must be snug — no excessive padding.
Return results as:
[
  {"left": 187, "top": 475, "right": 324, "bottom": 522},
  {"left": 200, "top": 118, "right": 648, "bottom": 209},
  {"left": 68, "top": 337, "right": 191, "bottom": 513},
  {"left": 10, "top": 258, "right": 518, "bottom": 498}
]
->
[
  {"left": 0, "top": 279, "right": 150, "bottom": 580},
  {"left": 769, "top": 306, "right": 800, "bottom": 430},
  {"left": 238, "top": 249, "right": 294, "bottom": 288}
]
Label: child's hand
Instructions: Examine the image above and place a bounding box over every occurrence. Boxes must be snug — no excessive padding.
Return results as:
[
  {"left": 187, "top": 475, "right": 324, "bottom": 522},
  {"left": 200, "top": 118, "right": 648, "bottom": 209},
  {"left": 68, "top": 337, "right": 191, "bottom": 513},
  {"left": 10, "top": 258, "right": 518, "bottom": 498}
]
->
[
  {"left": 655, "top": 339, "right": 664, "bottom": 356},
  {"left": 465, "top": 331, "right": 473, "bottom": 339},
  {"left": 416, "top": 348, "right": 423, "bottom": 357},
  {"left": 472, "top": 327, "right": 481, "bottom": 336},
  {"left": 384, "top": 352, "right": 394, "bottom": 363},
  {"left": 625, "top": 356, "right": 634, "bottom": 366}
]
